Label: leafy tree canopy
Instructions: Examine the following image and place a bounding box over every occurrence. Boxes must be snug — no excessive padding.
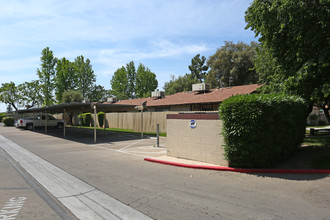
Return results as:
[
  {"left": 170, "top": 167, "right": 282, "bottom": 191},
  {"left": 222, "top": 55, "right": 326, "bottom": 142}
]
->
[
  {"left": 36, "top": 47, "right": 57, "bottom": 106},
  {"left": 0, "top": 82, "right": 20, "bottom": 111},
  {"left": 74, "top": 55, "right": 96, "bottom": 100},
  {"left": 135, "top": 63, "right": 158, "bottom": 98},
  {"left": 163, "top": 74, "right": 199, "bottom": 95},
  {"left": 55, "top": 57, "right": 77, "bottom": 102},
  {"left": 110, "top": 61, "right": 158, "bottom": 100},
  {"left": 87, "top": 85, "right": 109, "bottom": 102},
  {"left": 189, "top": 54, "right": 208, "bottom": 83},
  {"left": 245, "top": 0, "right": 330, "bottom": 120},
  {"left": 206, "top": 41, "right": 258, "bottom": 88},
  {"left": 17, "top": 80, "right": 42, "bottom": 109},
  {"left": 61, "top": 90, "right": 83, "bottom": 103}
]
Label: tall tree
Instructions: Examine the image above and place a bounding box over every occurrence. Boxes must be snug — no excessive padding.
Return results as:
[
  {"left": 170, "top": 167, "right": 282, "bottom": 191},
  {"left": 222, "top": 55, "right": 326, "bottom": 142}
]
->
[
  {"left": 110, "top": 66, "right": 130, "bottom": 100},
  {"left": 87, "top": 85, "right": 108, "bottom": 102},
  {"left": 126, "top": 61, "right": 136, "bottom": 99},
  {"left": 189, "top": 54, "right": 208, "bottom": 82},
  {"left": 245, "top": 0, "right": 330, "bottom": 120},
  {"left": 37, "top": 47, "right": 57, "bottom": 106},
  {"left": 0, "top": 82, "right": 20, "bottom": 111},
  {"left": 55, "top": 57, "right": 77, "bottom": 102},
  {"left": 74, "top": 55, "right": 96, "bottom": 100},
  {"left": 110, "top": 61, "right": 158, "bottom": 100},
  {"left": 61, "top": 90, "right": 83, "bottom": 125},
  {"left": 163, "top": 74, "right": 199, "bottom": 95},
  {"left": 135, "top": 64, "right": 158, "bottom": 98},
  {"left": 17, "top": 80, "right": 42, "bottom": 109},
  {"left": 206, "top": 41, "right": 258, "bottom": 88},
  {"left": 62, "top": 90, "right": 83, "bottom": 103}
]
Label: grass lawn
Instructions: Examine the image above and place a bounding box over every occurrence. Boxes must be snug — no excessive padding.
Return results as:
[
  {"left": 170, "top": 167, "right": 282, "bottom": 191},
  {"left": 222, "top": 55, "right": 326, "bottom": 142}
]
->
[{"left": 71, "top": 125, "right": 167, "bottom": 137}]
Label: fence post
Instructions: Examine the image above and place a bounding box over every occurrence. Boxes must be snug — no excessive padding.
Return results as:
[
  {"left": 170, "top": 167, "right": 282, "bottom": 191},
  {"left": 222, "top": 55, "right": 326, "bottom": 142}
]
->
[{"left": 157, "top": 124, "right": 159, "bottom": 147}]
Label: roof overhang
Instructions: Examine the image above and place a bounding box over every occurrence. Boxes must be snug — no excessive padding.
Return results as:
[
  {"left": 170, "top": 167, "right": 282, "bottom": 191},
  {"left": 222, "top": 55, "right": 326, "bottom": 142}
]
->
[{"left": 16, "top": 102, "right": 137, "bottom": 114}]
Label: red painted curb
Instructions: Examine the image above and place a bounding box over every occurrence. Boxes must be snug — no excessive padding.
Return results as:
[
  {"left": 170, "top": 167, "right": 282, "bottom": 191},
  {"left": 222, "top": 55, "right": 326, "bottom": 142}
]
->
[{"left": 144, "top": 158, "right": 330, "bottom": 174}]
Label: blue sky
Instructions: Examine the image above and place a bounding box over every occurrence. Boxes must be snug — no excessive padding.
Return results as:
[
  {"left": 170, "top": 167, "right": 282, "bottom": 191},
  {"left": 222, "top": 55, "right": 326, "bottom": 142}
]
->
[{"left": 0, "top": 0, "right": 256, "bottom": 111}]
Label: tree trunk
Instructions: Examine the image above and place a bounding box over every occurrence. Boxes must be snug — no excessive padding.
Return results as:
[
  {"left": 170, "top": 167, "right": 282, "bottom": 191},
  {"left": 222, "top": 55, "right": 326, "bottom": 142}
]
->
[{"left": 306, "top": 102, "right": 314, "bottom": 119}]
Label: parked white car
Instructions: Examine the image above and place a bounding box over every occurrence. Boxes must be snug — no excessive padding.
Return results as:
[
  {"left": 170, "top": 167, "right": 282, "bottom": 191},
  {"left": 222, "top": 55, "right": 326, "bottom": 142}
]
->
[{"left": 16, "top": 115, "right": 64, "bottom": 130}]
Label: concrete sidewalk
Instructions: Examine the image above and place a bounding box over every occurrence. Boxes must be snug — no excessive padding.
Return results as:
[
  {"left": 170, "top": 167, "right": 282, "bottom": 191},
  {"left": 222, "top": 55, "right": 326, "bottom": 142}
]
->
[{"left": 0, "top": 134, "right": 152, "bottom": 220}]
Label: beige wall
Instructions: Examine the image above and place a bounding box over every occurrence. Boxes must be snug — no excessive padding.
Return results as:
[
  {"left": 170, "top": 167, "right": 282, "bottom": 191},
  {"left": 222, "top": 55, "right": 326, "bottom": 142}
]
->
[
  {"left": 167, "top": 116, "right": 227, "bottom": 166},
  {"left": 104, "top": 111, "right": 180, "bottom": 133}
]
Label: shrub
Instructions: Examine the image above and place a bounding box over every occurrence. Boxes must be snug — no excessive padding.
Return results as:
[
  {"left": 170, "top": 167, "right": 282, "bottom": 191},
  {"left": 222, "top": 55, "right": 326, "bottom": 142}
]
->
[
  {"left": 78, "top": 113, "right": 93, "bottom": 126},
  {"left": 2, "top": 117, "right": 14, "bottom": 126},
  {"left": 318, "top": 120, "right": 327, "bottom": 126},
  {"left": 97, "top": 112, "right": 105, "bottom": 128},
  {"left": 219, "top": 93, "right": 307, "bottom": 168},
  {"left": 0, "top": 113, "right": 7, "bottom": 122},
  {"left": 308, "top": 114, "right": 318, "bottom": 125}
]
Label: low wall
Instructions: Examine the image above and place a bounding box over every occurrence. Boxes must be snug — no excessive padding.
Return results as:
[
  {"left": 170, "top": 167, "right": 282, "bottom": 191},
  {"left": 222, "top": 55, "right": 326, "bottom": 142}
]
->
[{"left": 166, "top": 113, "right": 228, "bottom": 166}]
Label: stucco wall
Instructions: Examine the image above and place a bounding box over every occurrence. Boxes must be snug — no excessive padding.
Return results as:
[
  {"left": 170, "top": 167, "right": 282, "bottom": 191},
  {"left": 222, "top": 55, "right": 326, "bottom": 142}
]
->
[{"left": 166, "top": 113, "right": 228, "bottom": 166}]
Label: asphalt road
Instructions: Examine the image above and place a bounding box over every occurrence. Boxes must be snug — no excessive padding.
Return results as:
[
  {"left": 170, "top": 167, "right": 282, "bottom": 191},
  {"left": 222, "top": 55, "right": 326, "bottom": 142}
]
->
[
  {"left": 0, "top": 138, "right": 75, "bottom": 220},
  {"left": 1, "top": 126, "right": 330, "bottom": 220}
]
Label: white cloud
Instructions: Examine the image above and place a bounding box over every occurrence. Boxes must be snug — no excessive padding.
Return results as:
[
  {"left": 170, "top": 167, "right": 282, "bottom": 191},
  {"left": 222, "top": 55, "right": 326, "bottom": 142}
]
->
[
  {"left": 94, "top": 39, "right": 210, "bottom": 76},
  {"left": 0, "top": 0, "right": 256, "bottom": 95}
]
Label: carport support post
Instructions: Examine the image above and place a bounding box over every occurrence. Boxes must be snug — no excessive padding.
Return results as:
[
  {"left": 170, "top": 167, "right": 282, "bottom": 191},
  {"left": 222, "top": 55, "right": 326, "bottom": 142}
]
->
[
  {"left": 45, "top": 111, "right": 47, "bottom": 133},
  {"left": 141, "top": 109, "right": 143, "bottom": 139},
  {"left": 157, "top": 124, "right": 159, "bottom": 147},
  {"left": 94, "top": 105, "right": 97, "bottom": 144},
  {"left": 32, "top": 112, "right": 35, "bottom": 130},
  {"left": 63, "top": 108, "right": 66, "bottom": 137},
  {"left": 103, "top": 112, "right": 106, "bottom": 134}
]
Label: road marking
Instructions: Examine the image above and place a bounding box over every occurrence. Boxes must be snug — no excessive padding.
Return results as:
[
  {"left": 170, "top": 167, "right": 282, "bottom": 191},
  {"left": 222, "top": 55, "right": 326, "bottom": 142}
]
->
[
  {"left": 0, "top": 197, "right": 26, "bottom": 220},
  {"left": 118, "top": 139, "right": 146, "bottom": 151},
  {"left": 0, "top": 135, "right": 152, "bottom": 220}
]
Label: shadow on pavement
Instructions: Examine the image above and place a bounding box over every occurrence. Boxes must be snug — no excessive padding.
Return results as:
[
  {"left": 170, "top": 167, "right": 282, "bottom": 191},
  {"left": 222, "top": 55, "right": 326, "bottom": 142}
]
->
[{"left": 21, "top": 126, "right": 147, "bottom": 145}]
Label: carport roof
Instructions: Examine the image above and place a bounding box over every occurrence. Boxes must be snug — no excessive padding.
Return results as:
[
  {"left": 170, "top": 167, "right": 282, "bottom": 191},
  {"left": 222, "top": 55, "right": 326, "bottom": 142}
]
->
[{"left": 16, "top": 102, "right": 137, "bottom": 114}]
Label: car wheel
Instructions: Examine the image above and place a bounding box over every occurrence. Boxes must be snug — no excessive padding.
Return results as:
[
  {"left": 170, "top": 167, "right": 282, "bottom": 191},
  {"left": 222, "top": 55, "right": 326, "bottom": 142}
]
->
[
  {"left": 57, "top": 123, "right": 64, "bottom": 129},
  {"left": 26, "top": 124, "right": 33, "bottom": 130}
]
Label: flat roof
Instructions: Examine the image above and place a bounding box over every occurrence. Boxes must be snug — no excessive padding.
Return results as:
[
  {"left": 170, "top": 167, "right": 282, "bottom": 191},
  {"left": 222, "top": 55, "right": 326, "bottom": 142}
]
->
[{"left": 16, "top": 102, "right": 137, "bottom": 114}]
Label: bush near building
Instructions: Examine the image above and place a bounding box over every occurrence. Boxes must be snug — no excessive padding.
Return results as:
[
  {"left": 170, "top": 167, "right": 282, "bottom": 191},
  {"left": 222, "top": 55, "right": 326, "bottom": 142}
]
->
[
  {"left": 78, "top": 113, "right": 93, "bottom": 127},
  {"left": 2, "top": 117, "right": 14, "bottom": 126},
  {"left": 219, "top": 93, "right": 306, "bottom": 168},
  {"left": 97, "top": 112, "right": 105, "bottom": 128}
]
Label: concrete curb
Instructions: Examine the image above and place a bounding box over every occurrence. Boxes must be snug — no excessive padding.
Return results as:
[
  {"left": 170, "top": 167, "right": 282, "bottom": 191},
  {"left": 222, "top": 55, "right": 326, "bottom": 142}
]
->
[{"left": 144, "top": 158, "right": 330, "bottom": 174}]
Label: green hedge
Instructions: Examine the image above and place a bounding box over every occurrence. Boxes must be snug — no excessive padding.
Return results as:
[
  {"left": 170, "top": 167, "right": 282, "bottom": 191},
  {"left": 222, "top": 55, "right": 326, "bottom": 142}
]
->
[
  {"left": 78, "top": 113, "right": 93, "bottom": 126},
  {"left": 2, "top": 117, "right": 14, "bottom": 126},
  {"left": 0, "top": 113, "right": 7, "bottom": 122},
  {"left": 97, "top": 112, "right": 105, "bottom": 128},
  {"left": 219, "top": 93, "right": 307, "bottom": 168}
]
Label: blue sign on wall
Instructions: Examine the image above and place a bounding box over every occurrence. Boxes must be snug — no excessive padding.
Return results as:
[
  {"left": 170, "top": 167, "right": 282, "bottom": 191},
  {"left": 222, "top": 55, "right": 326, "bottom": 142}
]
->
[{"left": 189, "top": 120, "right": 197, "bottom": 128}]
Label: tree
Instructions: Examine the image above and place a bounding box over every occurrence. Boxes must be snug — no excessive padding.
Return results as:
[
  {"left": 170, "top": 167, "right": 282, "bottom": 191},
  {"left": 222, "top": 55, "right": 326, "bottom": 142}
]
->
[
  {"left": 110, "top": 66, "right": 129, "bottom": 100},
  {"left": 189, "top": 54, "right": 208, "bottom": 82},
  {"left": 205, "top": 41, "right": 258, "bottom": 88},
  {"left": 110, "top": 61, "right": 158, "bottom": 100},
  {"left": 17, "top": 80, "right": 42, "bottom": 109},
  {"left": 0, "top": 82, "right": 20, "bottom": 111},
  {"left": 55, "top": 57, "right": 77, "bottom": 102},
  {"left": 245, "top": 0, "right": 330, "bottom": 121},
  {"left": 135, "top": 64, "right": 158, "bottom": 98},
  {"left": 62, "top": 90, "right": 83, "bottom": 103},
  {"left": 126, "top": 61, "right": 136, "bottom": 99},
  {"left": 37, "top": 47, "right": 57, "bottom": 106},
  {"left": 163, "top": 74, "right": 199, "bottom": 95},
  {"left": 87, "top": 85, "right": 108, "bottom": 102},
  {"left": 74, "top": 55, "right": 96, "bottom": 100},
  {"left": 62, "top": 90, "right": 83, "bottom": 125}
]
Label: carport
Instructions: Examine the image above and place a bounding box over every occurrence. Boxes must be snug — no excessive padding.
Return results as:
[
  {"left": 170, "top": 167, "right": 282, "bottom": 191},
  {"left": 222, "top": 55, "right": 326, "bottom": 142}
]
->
[{"left": 16, "top": 102, "right": 137, "bottom": 143}]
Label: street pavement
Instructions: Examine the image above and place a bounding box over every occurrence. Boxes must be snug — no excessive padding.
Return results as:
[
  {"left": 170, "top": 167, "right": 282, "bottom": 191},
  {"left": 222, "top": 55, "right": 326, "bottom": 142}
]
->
[{"left": 1, "top": 126, "right": 330, "bottom": 219}]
